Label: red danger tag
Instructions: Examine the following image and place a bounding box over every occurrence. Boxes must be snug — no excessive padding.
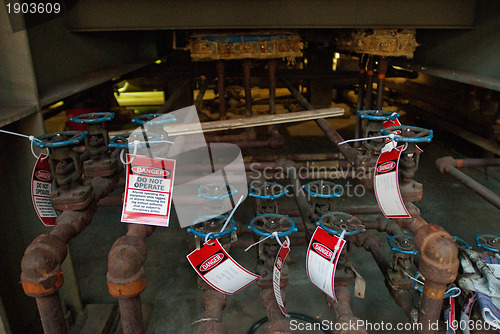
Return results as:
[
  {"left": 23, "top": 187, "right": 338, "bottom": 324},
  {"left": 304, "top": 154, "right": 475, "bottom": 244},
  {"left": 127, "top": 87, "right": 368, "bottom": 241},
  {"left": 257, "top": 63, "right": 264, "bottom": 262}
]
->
[
  {"left": 121, "top": 154, "right": 175, "bottom": 227},
  {"left": 273, "top": 240, "right": 291, "bottom": 317},
  {"left": 374, "top": 147, "right": 411, "bottom": 218},
  {"left": 31, "top": 153, "right": 57, "bottom": 226},
  {"left": 187, "top": 239, "right": 259, "bottom": 295},
  {"left": 306, "top": 227, "right": 346, "bottom": 301}
]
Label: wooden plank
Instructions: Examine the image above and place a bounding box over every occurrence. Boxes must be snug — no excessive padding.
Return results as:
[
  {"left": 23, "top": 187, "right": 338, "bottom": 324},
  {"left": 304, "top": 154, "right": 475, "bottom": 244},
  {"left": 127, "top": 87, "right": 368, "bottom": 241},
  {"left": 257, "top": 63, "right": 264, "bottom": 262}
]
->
[{"left": 162, "top": 108, "right": 344, "bottom": 136}]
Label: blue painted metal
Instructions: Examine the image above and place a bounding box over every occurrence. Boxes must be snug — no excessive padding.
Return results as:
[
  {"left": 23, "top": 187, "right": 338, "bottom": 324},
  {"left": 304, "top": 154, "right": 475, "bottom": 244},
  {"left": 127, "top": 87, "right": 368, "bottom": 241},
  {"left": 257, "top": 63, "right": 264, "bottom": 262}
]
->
[{"left": 70, "top": 112, "right": 114, "bottom": 124}]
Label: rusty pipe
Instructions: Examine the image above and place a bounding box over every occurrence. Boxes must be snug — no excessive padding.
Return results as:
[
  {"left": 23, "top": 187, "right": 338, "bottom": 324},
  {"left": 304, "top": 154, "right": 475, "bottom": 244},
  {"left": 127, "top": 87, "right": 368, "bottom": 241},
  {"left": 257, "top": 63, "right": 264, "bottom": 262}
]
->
[
  {"left": 325, "top": 287, "right": 368, "bottom": 334},
  {"left": 242, "top": 59, "right": 253, "bottom": 118},
  {"left": 376, "top": 56, "right": 389, "bottom": 110},
  {"left": 198, "top": 290, "right": 227, "bottom": 334},
  {"left": 268, "top": 59, "right": 277, "bottom": 115},
  {"left": 436, "top": 156, "right": 500, "bottom": 209},
  {"left": 21, "top": 174, "right": 118, "bottom": 334},
  {"left": 281, "top": 78, "right": 361, "bottom": 166},
  {"left": 107, "top": 224, "right": 155, "bottom": 334},
  {"left": 364, "top": 56, "right": 375, "bottom": 110},
  {"left": 194, "top": 76, "right": 208, "bottom": 110},
  {"left": 260, "top": 288, "right": 292, "bottom": 333},
  {"left": 216, "top": 61, "right": 226, "bottom": 120}
]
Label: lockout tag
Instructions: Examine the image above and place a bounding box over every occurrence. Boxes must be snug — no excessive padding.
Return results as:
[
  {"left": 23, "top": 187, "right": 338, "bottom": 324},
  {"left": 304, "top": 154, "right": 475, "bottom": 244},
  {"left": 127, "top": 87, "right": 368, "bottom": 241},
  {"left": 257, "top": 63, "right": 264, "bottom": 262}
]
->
[
  {"left": 381, "top": 118, "right": 401, "bottom": 153},
  {"left": 121, "top": 154, "right": 175, "bottom": 227},
  {"left": 273, "top": 240, "right": 291, "bottom": 317},
  {"left": 187, "top": 239, "right": 259, "bottom": 295},
  {"left": 31, "top": 153, "right": 57, "bottom": 226},
  {"left": 374, "top": 146, "right": 411, "bottom": 218},
  {"left": 444, "top": 296, "right": 457, "bottom": 333},
  {"left": 460, "top": 292, "right": 477, "bottom": 334},
  {"left": 306, "top": 227, "right": 346, "bottom": 301}
]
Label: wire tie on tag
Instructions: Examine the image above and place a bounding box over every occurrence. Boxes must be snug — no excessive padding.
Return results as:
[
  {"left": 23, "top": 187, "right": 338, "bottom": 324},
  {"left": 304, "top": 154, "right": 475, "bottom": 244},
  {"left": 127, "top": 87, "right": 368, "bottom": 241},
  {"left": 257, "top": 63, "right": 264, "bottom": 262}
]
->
[
  {"left": 274, "top": 232, "right": 283, "bottom": 247},
  {"left": 220, "top": 195, "right": 244, "bottom": 233},
  {"left": 245, "top": 232, "right": 277, "bottom": 252},
  {"left": 121, "top": 140, "right": 140, "bottom": 165},
  {"left": 284, "top": 236, "right": 291, "bottom": 248},
  {"left": 204, "top": 232, "right": 215, "bottom": 245},
  {"left": 337, "top": 133, "right": 396, "bottom": 146},
  {"left": 29, "top": 135, "right": 48, "bottom": 160}
]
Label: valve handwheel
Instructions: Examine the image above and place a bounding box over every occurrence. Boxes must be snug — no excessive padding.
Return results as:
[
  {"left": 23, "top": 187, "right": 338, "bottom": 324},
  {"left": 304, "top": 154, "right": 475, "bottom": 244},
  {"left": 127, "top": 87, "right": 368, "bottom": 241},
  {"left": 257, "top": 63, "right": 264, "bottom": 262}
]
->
[
  {"left": 187, "top": 215, "right": 237, "bottom": 240},
  {"left": 476, "top": 234, "right": 500, "bottom": 253},
  {"left": 249, "top": 182, "right": 287, "bottom": 200},
  {"left": 303, "top": 180, "right": 343, "bottom": 199},
  {"left": 358, "top": 110, "right": 400, "bottom": 122},
  {"left": 70, "top": 112, "right": 114, "bottom": 124},
  {"left": 249, "top": 214, "right": 297, "bottom": 238},
  {"left": 317, "top": 212, "right": 364, "bottom": 236},
  {"left": 109, "top": 132, "right": 163, "bottom": 149},
  {"left": 381, "top": 125, "right": 433, "bottom": 143},
  {"left": 132, "top": 113, "right": 177, "bottom": 125},
  {"left": 34, "top": 131, "right": 87, "bottom": 148},
  {"left": 388, "top": 235, "right": 418, "bottom": 255},
  {"left": 198, "top": 183, "right": 237, "bottom": 200}
]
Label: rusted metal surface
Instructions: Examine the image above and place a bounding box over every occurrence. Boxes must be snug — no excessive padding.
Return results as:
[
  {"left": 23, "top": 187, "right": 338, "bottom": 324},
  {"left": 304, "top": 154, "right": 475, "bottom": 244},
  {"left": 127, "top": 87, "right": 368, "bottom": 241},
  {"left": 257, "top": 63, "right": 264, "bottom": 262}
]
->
[
  {"left": 35, "top": 293, "right": 68, "bottom": 334},
  {"left": 216, "top": 61, "right": 226, "bottom": 120},
  {"left": 325, "top": 287, "right": 368, "bottom": 334},
  {"left": 107, "top": 224, "right": 155, "bottom": 334},
  {"left": 188, "top": 32, "right": 302, "bottom": 61},
  {"left": 118, "top": 296, "right": 144, "bottom": 334},
  {"left": 336, "top": 29, "right": 418, "bottom": 58},
  {"left": 198, "top": 289, "right": 228, "bottom": 334},
  {"left": 268, "top": 58, "right": 277, "bottom": 115},
  {"left": 20, "top": 172, "right": 119, "bottom": 334},
  {"left": 364, "top": 56, "right": 375, "bottom": 110},
  {"left": 260, "top": 289, "right": 293, "bottom": 334},
  {"left": 242, "top": 59, "right": 253, "bottom": 118},
  {"left": 376, "top": 56, "right": 389, "bottom": 110},
  {"left": 436, "top": 156, "right": 500, "bottom": 209}
]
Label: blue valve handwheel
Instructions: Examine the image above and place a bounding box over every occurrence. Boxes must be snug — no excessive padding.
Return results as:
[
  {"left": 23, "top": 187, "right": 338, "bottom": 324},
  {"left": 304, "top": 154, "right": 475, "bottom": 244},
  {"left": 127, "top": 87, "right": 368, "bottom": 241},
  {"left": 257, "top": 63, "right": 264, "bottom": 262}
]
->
[
  {"left": 109, "top": 131, "right": 163, "bottom": 149},
  {"left": 249, "top": 182, "right": 287, "bottom": 200},
  {"left": 358, "top": 110, "right": 400, "bottom": 121},
  {"left": 248, "top": 214, "right": 297, "bottom": 238},
  {"left": 70, "top": 112, "right": 115, "bottom": 124},
  {"left": 33, "top": 131, "right": 87, "bottom": 148},
  {"left": 381, "top": 125, "right": 433, "bottom": 143},
  {"left": 198, "top": 183, "right": 238, "bottom": 200},
  {"left": 388, "top": 235, "right": 418, "bottom": 255},
  {"left": 302, "top": 180, "right": 342, "bottom": 199},
  {"left": 187, "top": 215, "right": 237, "bottom": 240},
  {"left": 132, "top": 113, "right": 177, "bottom": 125},
  {"left": 476, "top": 234, "right": 500, "bottom": 253}
]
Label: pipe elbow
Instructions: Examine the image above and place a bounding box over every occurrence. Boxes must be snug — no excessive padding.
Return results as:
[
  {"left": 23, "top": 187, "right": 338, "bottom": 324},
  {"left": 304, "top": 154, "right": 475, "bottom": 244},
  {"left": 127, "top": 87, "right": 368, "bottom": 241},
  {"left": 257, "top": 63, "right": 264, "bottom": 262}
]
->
[
  {"left": 107, "top": 235, "right": 147, "bottom": 297},
  {"left": 435, "top": 156, "right": 457, "bottom": 174},
  {"left": 20, "top": 234, "right": 67, "bottom": 297},
  {"left": 414, "top": 224, "right": 459, "bottom": 285}
]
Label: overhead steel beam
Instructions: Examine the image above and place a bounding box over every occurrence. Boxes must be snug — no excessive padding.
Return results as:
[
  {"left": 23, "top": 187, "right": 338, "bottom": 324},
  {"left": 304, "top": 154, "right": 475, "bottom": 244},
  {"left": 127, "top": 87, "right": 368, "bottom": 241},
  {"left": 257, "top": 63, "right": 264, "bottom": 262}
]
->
[{"left": 65, "top": 0, "right": 476, "bottom": 32}]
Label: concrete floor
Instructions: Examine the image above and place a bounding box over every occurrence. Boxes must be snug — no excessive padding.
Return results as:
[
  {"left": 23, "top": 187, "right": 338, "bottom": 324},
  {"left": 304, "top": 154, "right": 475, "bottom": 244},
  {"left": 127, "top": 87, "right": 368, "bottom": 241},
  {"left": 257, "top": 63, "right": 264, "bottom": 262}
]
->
[{"left": 69, "top": 110, "right": 500, "bottom": 334}]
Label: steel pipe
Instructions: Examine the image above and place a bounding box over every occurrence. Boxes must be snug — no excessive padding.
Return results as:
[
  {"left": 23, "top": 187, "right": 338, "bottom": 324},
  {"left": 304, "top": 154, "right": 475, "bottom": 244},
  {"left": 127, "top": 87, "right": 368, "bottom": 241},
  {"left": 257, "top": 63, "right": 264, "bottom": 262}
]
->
[
  {"left": 364, "top": 56, "right": 375, "bottom": 110},
  {"left": 376, "top": 56, "right": 389, "bottom": 110},
  {"left": 436, "top": 156, "right": 500, "bottom": 209},
  {"left": 325, "top": 287, "right": 368, "bottom": 334}
]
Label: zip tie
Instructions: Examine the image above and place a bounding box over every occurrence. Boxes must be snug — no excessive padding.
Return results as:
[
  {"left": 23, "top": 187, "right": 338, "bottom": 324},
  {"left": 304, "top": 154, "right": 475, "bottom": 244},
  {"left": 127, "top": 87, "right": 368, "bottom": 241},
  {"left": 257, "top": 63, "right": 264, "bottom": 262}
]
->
[
  {"left": 0, "top": 129, "right": 47, "bottom": 159},
  {"left": 404, "top": 271, "right": 425, "bottom": 286},
  {"left": 29, "top": 135, "right": 48, "bottom": 160},
  {"left": 338, "top": 133, "right": 395, "bottom": 146},
  {"left": 219, "top": 195, "right": 244, "bottom": 233},
  {"left": 245, "top": 232, "right": 278, "bottom": 252},
  {"left": 204, "top": 232, "right": 215, "bottom": 245},
  {"left": 120, "top": 140, "right": 140, "bottom": 165},
  {"left": 275, "top": 232, "right": 283, "bottom": 247},
  {"left": 404, "top": 271, "right": 461, "bottom": 297},
  {"left": 284, "top": 236, "right": 291, "bottom": 248}
]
